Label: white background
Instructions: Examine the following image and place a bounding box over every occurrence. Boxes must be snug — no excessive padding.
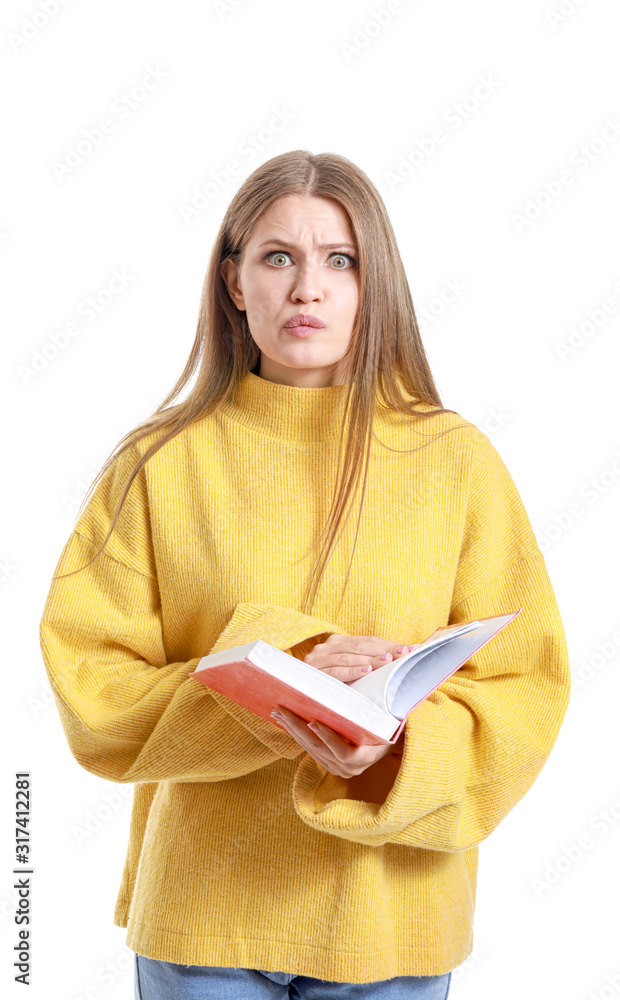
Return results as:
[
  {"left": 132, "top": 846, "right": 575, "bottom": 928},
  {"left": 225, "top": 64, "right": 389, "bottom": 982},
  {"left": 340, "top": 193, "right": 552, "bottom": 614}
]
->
[{"left": 2, "top": 1, "right": 620, "bottom": 998}]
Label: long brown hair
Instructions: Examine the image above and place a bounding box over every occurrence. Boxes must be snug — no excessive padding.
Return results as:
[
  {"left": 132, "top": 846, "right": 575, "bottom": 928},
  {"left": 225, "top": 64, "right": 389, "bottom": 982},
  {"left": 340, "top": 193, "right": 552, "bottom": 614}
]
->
[{"left": 53, "top": 149, "right": 466, "bottom": 617}]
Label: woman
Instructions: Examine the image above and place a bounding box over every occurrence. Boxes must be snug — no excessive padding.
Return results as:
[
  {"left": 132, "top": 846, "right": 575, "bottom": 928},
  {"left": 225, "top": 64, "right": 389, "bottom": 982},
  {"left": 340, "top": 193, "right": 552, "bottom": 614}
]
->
[{"left": 39, "top": 150, "right": 571, "bottom": 999}]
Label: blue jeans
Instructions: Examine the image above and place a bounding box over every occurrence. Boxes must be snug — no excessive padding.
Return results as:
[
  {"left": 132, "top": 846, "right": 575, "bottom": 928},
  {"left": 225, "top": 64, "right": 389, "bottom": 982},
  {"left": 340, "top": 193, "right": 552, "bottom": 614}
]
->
[{"left": 134, "top": 954, "right": 452, "bottom": 998}]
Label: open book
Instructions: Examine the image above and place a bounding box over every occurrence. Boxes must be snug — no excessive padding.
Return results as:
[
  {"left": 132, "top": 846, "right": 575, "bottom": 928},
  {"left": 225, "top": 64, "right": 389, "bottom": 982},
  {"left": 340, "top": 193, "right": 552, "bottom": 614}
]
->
[{"left": 190, "top": 609, "right": 522, "bottom": 746}]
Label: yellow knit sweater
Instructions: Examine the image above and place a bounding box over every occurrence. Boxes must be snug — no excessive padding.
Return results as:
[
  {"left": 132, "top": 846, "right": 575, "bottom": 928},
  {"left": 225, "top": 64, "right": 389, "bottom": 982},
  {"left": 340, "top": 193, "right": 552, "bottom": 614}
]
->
[{"left": 38, "top": 371, "right": 570, "bottom": 982}]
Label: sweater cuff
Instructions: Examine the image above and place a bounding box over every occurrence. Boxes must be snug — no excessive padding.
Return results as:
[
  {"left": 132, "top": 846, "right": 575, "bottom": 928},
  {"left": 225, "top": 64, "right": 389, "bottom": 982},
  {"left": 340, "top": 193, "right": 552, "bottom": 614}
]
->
[
  {"left": 204, "top": 602, "right": 344, "bottom": 761},
  {"left": 290, "top": 697, "right": 461, "bottom": 846}
]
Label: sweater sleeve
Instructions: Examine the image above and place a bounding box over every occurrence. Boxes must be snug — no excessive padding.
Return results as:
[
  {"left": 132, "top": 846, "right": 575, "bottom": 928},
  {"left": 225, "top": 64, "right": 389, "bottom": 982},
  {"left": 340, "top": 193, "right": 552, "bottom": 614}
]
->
[
  {"left": 38, "top": 443, "right": 343, "bottom": 784},
  {"left": 290, "top": 429, "right": 571, "bottom": 850}
]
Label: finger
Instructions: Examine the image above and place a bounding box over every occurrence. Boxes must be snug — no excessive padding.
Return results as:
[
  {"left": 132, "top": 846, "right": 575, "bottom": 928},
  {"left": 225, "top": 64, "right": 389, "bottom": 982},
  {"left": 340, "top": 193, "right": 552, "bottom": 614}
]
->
[
  {"left": 272, "top": 708, "right": 324, "bottom": 753},
  {"left": 307, "top": 720, "right": 357, "bottom": 751},
  {"left": 273, "top": 706, "right": 323, "bottom": 739},
  {"left": 315, "top": 636, "right": 396, "bottom": 658},
  {"left": 277, "top": 708, "right": 354, "bottom": 758},
  {"left": 274, "top": 712, "right": 343, "bottom": 771},
  {"left": 274, "top": 710, "right": 368, "bottom": 778},
  {"left": 303, "top": 646, "right": 398, "bottom": 680},
  {"left": 278, "top": 707, "right": 328, "bottom": 741},
  {"left": 310, "top": 636, "right": 416, "bottom": 664},
  {"left": 303, "top": 717, "right": 361, "bottom": 758}
]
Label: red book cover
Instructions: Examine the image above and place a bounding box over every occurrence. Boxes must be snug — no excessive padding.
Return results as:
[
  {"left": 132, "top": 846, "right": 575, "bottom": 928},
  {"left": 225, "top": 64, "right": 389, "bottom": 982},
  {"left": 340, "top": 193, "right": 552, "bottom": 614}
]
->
[{"left": 191, "top": 654, "right": 406, "bottom": 746}]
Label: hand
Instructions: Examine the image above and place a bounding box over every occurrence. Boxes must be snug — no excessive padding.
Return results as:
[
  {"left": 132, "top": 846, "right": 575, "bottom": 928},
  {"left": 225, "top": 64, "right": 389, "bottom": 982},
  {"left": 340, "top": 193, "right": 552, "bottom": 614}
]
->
[
  {"left": 270, "top": 705, "right": 400, "bottom": 779},
  {"left": 302, "top": 633, "right": 419, "bottom": 684}
]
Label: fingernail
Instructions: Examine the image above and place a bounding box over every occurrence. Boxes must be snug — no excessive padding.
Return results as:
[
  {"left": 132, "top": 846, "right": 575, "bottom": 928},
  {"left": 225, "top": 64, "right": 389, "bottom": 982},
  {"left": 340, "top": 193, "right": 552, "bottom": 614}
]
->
[
  {"left": 380, "top": 653, "right": 392, "bottom": 661},
  {"left": 360, "top": 664, "right": 372, "bottom": 673},
  {"left": 394, "top": 647, "right": 404, "bottom": 654},
  {"left": 308, "top": 722, "right": 319, "bottom": 733},
  {"left": 270, "top": 710, "right": 283, "bottom": 721}
]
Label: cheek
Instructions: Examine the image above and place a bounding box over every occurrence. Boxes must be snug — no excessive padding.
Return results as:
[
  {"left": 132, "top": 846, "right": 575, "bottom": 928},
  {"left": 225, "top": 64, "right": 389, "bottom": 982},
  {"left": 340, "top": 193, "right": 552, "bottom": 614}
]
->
[
  {"left": 247, "top": 281, "right": 283, "bottom": 321},
  {"left": 245, "top": 290, "right": 280, "bottom": 328},
  {"left": 331, "top": 275, "right": 359, "bottom": 316}
]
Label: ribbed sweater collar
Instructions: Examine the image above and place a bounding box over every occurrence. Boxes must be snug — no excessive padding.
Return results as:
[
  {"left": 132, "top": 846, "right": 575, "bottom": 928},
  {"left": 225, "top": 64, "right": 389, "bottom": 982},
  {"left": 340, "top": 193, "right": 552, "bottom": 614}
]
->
[{"left": 218, "top": 371, "right": 352, "bottom": 443}]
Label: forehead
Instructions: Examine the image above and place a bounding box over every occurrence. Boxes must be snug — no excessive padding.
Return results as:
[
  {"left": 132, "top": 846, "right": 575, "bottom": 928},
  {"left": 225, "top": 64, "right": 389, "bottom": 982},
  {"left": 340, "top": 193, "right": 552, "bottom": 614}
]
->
[{"left": 250, "top": 194, "right": 356, "bottom": 244}]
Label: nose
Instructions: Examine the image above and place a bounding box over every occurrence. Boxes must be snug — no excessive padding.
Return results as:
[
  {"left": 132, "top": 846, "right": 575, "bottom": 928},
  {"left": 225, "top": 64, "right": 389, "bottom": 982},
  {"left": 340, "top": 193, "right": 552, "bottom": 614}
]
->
[{"left": 290, "top": 261, "right": 323, "bottom": 303}]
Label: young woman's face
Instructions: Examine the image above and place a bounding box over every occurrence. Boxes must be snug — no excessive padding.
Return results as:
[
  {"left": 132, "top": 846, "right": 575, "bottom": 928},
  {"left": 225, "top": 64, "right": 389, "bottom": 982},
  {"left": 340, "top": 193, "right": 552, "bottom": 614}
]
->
[{"left": 221, "top": 194, "right": 359, "bottom": 387}]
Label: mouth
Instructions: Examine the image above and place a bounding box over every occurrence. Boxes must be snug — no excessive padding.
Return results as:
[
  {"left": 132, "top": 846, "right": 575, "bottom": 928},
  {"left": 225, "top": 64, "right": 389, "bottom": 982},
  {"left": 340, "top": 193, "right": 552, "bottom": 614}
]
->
[{"left": 283, "top": 313, "right": 326, "bottom": 331}]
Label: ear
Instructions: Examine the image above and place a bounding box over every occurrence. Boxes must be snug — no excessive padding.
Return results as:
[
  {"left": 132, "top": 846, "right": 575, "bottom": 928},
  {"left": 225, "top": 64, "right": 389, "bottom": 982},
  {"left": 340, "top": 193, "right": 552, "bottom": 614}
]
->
[{"left": 220, "top": 258, "right": 246, "bottom": 311}]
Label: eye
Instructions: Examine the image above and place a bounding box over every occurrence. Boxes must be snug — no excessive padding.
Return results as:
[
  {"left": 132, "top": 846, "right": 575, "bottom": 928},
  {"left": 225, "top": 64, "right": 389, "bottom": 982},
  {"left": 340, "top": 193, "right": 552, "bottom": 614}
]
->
[
  {"left": 263, "top": 251, "right": 292, "bottom": 267},
  {"left": 329, "top": 253, "right": 357, "bottom": 269},
  {"left": 261, "top": 250, "right": 358, "bottom": 269}
]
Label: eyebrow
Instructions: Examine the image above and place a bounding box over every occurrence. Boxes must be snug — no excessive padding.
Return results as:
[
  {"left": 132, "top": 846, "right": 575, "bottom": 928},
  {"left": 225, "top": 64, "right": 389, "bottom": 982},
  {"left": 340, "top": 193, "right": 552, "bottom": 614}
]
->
[{"left": 256, "top": 239, "right": 358, "bottom": 253}]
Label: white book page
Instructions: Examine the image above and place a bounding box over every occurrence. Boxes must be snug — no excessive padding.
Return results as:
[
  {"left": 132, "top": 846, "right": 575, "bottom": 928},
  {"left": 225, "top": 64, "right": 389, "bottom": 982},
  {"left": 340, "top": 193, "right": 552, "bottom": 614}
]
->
[
  {"left": 348, "top": 621, "right": 484, "bottom": 711},
  {"left": 387, "top": 613, "right": 515, "bottom": 717},
  {"left": 350, "top": 613, "right": 516, "bottom": 717}
]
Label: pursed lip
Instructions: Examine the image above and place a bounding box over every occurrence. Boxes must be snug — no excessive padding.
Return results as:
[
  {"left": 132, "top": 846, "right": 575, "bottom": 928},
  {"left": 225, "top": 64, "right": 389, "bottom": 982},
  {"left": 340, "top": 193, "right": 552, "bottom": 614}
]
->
[{"left": 283, "top": 313, "right": 325, "bottom": 329}]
